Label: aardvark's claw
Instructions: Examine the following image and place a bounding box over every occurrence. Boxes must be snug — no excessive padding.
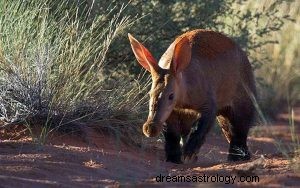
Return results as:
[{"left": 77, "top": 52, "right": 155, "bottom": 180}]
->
[{"left": 182, "top": 153, "right": 198, "bottom": 164}]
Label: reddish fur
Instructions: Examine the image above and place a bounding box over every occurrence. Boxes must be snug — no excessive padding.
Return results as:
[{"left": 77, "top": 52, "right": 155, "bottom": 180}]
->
[
  {"left": 171, "top": 29, "right": 256, "bottom": 142},
  {"left": 129, "top": 29, "right": 256, "bottom": 163},
  {"left": 170, "top": 30, "right": 256, "bottom": 162},
  {"left": 175, "top": 29, "right": 235, "bottom": 59}
]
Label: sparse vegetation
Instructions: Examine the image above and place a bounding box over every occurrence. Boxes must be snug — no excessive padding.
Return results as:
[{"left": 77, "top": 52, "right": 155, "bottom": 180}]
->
[{"left": 254, "top": 0, "right": 300, "bottom": 117}]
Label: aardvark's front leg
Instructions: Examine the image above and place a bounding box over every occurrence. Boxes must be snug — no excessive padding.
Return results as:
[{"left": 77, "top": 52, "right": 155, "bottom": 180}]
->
[
  {"left": 183, "top": 102, "right": 216, "bottom": 163},
  {"left": 164, "top": 124, "right": 182, "bottom": 164}
]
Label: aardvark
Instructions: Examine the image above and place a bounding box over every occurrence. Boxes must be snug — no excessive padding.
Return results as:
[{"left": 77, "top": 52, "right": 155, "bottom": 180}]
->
[{"left": 128, "top": 29, "right": 256, "bottom": 164}]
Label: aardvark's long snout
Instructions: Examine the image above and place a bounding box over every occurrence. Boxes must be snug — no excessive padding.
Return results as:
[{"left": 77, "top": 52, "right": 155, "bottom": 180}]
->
[{"left": 142, "top": 120, "right": 165, "bottom": 137}]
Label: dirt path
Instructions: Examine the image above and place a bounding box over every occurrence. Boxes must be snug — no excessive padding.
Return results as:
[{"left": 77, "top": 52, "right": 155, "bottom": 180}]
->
[{"left": 0, "top": 109, "right": 299, "bottom": 187}]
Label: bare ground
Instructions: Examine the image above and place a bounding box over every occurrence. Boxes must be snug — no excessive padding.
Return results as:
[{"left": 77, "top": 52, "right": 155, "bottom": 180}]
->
[{"left": 0, "top": 108, "right": 299, "bottom": 187}]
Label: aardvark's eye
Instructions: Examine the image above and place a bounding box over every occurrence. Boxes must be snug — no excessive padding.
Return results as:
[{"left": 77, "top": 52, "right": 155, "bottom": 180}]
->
[{"left": 168, "top": 93, "right": 174, "bottom": 100}]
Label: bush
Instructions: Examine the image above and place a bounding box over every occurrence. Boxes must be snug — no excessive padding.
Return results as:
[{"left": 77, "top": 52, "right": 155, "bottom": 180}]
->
[
  {"left": 0, "top": 0, "right": 148, "bottom": 143},
  {"left": 254, "top": 1, "right": 300, "bottom": 117},
  {"left": 84, "top": 1, "right": 291, "bottom": 72}
]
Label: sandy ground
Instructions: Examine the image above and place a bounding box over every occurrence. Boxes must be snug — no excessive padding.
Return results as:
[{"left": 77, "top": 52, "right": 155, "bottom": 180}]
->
[{"left": 0, "top": 108, "right": 299, "bottom": 187}]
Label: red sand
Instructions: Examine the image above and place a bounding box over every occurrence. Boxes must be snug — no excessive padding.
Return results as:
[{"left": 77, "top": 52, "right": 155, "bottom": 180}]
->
[{"left": 0, "top": 108, "right": 299, "bottom": 187}]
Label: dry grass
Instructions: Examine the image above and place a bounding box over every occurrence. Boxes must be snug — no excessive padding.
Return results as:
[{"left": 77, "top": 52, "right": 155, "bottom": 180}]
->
[{"left": 0, "top": 0, "right": 149, "bottom": 144}]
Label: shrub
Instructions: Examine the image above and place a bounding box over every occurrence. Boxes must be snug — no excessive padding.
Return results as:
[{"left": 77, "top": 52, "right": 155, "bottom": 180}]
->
[{"left": 0, "top": 0, "right": 148, "bottom": 143}]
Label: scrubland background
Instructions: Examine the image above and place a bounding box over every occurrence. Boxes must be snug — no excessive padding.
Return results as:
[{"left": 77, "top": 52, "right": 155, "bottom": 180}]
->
[{"left": 0, "top": 0, "right": 299, "bottom": 144}]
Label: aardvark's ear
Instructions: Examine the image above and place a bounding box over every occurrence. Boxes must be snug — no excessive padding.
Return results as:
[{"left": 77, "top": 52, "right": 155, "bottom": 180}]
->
[
  {"left": 172, "top": 36, "right": 191, "bottom": 74},
  {"left": 128, "top": 33, "right": 159, "bottom": 72}
]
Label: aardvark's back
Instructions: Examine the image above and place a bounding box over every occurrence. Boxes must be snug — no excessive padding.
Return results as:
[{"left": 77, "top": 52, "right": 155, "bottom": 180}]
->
[{"left": 176, "top": 29, "right": 256, "bottom": 110}]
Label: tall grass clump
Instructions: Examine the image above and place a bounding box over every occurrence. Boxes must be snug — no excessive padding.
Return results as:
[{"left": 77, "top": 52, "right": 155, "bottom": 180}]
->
[{"left": 0, "top": 0, "right": 148, "bottom": 143}]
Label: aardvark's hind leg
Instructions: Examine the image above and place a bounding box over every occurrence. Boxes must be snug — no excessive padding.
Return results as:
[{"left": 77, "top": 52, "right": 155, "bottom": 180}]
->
[{"left": 227, "top": 98, "right": 255, "bottom": 161}]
